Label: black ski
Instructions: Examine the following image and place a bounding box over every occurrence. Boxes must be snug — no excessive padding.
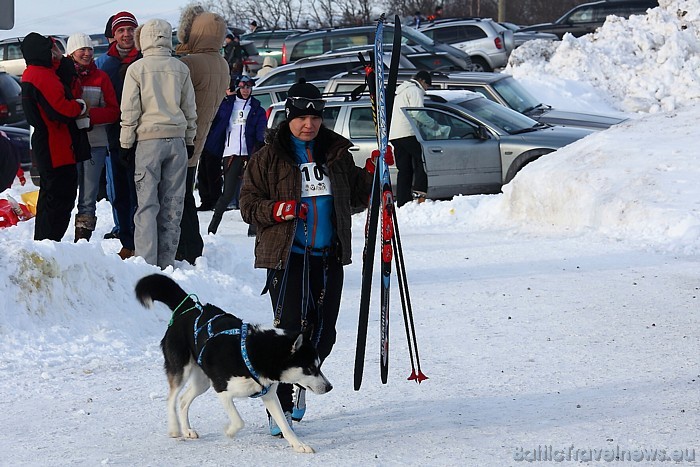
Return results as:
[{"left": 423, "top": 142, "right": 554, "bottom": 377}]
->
[{"left": 354, "top": 14, "right": 402, "bottom": 390}]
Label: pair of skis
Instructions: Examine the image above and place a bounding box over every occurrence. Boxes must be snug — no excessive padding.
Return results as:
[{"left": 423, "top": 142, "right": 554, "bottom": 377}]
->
[{"left": 353, "top": 15, "right": 427, "bottom": 390}]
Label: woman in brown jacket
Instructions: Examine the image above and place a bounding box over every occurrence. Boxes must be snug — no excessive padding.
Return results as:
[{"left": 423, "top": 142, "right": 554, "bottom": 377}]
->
[{"left": 240, "top": 79, "right": 373, "bottom": 435}]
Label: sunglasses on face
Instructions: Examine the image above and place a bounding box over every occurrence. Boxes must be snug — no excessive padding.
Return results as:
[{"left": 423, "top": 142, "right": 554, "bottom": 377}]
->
[{"left": 287, "top": 97, "right": 326, "bottom": 111}]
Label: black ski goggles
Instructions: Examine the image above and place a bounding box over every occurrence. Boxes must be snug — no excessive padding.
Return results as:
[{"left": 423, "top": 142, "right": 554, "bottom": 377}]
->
[{"left": 286, "top": 97, "right": 326, "bottom": 111}]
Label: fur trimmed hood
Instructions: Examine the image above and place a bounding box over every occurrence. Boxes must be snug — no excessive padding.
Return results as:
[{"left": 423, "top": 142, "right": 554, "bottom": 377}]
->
[{"left": 175, "top": 5, "right": 227, "bottom": 54}]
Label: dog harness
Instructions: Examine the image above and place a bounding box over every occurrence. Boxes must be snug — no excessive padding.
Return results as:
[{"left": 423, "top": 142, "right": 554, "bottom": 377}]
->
[{"left": 172, "top": 294, "right": 270, "bottom": 398}]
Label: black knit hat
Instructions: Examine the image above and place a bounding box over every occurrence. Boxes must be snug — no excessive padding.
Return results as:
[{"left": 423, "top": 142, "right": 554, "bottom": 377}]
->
[
  {"left": 285, "top": 78, "right": 324, "bottom": 121},
  {"left": 21, "top": 33, "right": 53, "bottom": 67},
  {"left": 104, "top": 15, "right": 115, "bottom": 39}
]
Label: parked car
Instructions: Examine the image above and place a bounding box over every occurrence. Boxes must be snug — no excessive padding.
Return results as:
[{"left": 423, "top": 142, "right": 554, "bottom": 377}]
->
[
  {"left": 498, "top": 22, "right": 559, "bottom": 48},
  {"left": 0, "top": 125, "right": 30, "bottom": 171},
  {"left": 267, "top": 90, "right": 592, "bottom": 199},
  {"left": 0, "top": 35, "right": 68, "bottom": 77},
  {"left": 324, "top": 44, "right": 469, "bottom": 72},
  {"left": 418, "top": 18, "right": 514, "bottom": 71},
  {"left": 0, "top": 70, "right": 26, "bottom": 128},
  {"left": 324, "top": 70, "right": 627, "bottom": 130},
  {"left": 280, "top": 24, "right": 472, "bottom": 70},
  {"left": 519, "top": 0, "right": 659, "bottom": 39},
  {"left": 254, "top": 51, "right": 416, "bottom": 88},
  {"left": 241, "top": 29, "right": 308, "bottom": 63}
]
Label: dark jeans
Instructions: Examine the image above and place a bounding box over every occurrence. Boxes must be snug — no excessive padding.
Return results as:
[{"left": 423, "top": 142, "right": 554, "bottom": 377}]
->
[
  {"left": 196, "top": 149, "right": 223, "bottom": 207},
  {"left": 391, "top": 135, "right": 427, "bottom": 207},
  {"left": 213, "top": 156, "right": 245, "bottom": 216},
  {"left": 267, "top": 252, "right": 344, "bottom": 412},
  {"left": 34, "top": 163, "right": 77, "bottom": 241},
  {"left": 107, "top": 144, "right": 137, "bottom": 250},
  {"left": 177, "top": 166, "right": 204, "bottom": 263}
]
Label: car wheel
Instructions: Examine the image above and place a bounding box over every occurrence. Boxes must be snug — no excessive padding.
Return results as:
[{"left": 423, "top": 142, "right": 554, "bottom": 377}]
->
[{"left": 469, "top": 57, "right": 492, "bottom": 72}]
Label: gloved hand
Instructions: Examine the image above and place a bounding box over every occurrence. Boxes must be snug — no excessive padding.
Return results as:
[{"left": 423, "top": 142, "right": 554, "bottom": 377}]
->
[
  {"left": 186, "top": 145, "right": 195, "bottom": 159},
  {"left": 16, "top": 168, "right": 26, "bottom": 186},
  {"left": 119, "top": 146, "right": 136, "bottom": 168},
  {"left": 365, "top": 146, "right": 394, "bottom": 174},
  {"left": 273, "top": 200, "right": 308, "bottom": 222}
]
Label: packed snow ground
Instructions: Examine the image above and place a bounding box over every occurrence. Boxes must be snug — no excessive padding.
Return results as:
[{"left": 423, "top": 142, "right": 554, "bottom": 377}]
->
[{"left": 1, "top": 1, "right": 699, "bottom": 465}]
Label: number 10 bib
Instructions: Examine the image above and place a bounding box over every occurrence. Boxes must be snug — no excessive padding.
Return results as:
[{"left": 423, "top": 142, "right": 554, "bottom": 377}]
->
[{"left": 299, "top": 162, "right": 332, "bottom": 197}]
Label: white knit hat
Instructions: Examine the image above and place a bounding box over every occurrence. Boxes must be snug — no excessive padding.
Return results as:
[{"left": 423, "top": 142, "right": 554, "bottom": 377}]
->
[{"left": 66, "top": 33, "right": 94, "bottom": 55}]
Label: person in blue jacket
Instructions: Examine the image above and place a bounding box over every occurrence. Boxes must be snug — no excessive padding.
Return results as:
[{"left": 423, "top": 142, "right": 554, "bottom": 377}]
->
[{"left": 205, "top": 75, "right": 267, "bottom": 234}]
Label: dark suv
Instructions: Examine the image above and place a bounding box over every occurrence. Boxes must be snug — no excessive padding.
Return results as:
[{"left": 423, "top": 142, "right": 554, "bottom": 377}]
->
[
  {"left": 520, "top": 0, "right": 658, "bottom": 38},
  {"left": 280, "top": 24, "right": 471, "bottom": 70},
  {"left": 0, "top": 71, "right": 25, "bottom": 128}
]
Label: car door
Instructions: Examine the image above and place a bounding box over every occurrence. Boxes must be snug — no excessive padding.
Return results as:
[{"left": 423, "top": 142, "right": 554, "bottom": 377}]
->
[{"left": 402, "top": 107, "right": 503, "bottom": 197}]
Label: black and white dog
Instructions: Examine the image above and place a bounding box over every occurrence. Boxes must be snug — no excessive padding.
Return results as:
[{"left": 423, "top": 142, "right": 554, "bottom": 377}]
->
[{"left": 135, "top": 274, "right": 332, "bottom": 453}]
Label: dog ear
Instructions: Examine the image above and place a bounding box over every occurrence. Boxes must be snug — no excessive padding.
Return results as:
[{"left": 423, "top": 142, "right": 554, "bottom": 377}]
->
[{"left": 292, "top": 333, "right": 304, "bottom": 354}]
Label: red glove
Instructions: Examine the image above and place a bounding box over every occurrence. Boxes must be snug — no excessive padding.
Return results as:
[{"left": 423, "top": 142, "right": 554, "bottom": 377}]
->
[
  {"left": 365, "top": 147, "right": 395, "bottom": 174},
  {"left": 16, "top": 168, "right": 26, "bottom": 186},
  {"left": 273, "top": 200, "right": 308, "bottom": 222}
]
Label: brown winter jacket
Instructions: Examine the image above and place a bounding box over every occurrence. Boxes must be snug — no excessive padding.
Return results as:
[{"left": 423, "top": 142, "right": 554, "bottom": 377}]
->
[
  {"left": 240, "top": 122, "right": 373, "bottom": 269},
  {"left": 176, "top": 9, "right": 231, "bottom": 168}
]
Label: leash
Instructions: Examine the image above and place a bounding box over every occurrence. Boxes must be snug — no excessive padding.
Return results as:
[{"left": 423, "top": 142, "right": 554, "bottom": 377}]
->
[{"left": 169, "top": 293, "right": 201, "bottom": 327}]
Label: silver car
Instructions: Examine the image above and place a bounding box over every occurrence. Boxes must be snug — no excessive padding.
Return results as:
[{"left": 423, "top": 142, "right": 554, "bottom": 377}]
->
[
  {"left": 268, "top": 90, "right": 592, "bottom": 199},
  {"left": 324, "top": 70, "right": 627, "bottom": 131}
]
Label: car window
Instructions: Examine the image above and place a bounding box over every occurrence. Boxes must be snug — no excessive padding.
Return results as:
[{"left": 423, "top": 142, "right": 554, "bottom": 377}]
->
[
  {"left": 6, "top": 44, "right": 22, "bottom": 60},
  {"left": 262, "top": 70, "right": 298, "bottom": 86},
  {"left": 322, "top": 106, "right": 341, "bottom": 129},
  {"left": 491, "top": 77, "right": 540, "bottom": 113},
  {"left": 291, "top": 38, "right": 324, "bottom": 61},
  {"left": 407, "top": 109, "right": 478, "bottom": 141},
  {"left": 348, "top": 107, "right": 375, "bottom": 139},
  {"left": 243, "top": 43, "right": 259, "bottom": 56},
  {"left": 455, "top": 97, "right": 537, "bottom": 133},
  {"left": 254, "top": 92, "right": 272, "bottom": 109},
  {"left": 303, "top": 63, "right": 351, "bottom": 82},
  {"left": 270, "top": 109, "right": 286, "bottom": 128},
  {"left": 568, "top": 7, "right": 594, "bottom": 23},
  {"left": 331, "top": 34, "right": 370, "bottom": 49}
]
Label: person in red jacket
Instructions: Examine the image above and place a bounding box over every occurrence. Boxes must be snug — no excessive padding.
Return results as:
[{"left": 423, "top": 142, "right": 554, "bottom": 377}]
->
[
  {"left": 66, "top": 33, "right": 120, "bottom": 242},
  {"left": 21, "top": 33, "right": 90, "bottom": 241}
]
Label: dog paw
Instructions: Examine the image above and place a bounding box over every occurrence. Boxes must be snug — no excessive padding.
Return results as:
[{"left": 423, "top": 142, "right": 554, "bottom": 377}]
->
[
  {"left": 292, "top": 442, "right": 315, "bottom": 454},
  {"left": 168, "top": 431, "right": 180, "bottom": 438},
  {"left": 183, "top": 429, "right": 199, "bottom": 439}
]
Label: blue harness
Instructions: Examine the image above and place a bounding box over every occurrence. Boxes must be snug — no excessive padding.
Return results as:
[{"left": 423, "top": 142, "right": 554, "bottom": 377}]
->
[{"left": 171, "top": 294, "right": 270, "bottom": 398}]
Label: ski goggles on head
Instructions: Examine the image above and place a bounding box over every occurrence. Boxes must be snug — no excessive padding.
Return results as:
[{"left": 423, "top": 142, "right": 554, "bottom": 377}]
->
[{"left": 286, "top": 97, "right": 326, "bottom": 111}]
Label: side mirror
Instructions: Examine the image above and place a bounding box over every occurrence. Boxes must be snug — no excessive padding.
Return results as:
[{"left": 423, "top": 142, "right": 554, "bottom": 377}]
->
[{"left": 476, "top": 125, "right": 489, "bottom": 140}]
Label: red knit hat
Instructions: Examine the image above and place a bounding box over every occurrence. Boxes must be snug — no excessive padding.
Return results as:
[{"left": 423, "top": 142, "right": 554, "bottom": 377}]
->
[{"left": 111, "top": 11, "right": 138, "bottom": 36}]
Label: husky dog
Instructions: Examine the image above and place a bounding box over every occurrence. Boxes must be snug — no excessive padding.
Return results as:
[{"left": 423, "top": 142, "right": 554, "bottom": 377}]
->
[{"left": 135, "top": 274, "right": 332, "bottom": 453}]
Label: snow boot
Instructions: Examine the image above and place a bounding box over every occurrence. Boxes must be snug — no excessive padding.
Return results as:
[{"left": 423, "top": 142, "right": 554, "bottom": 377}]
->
[
  {"left": 292, "top": 386, "right": 306, "bottom": 422},
  {"left": 208, "top": 213, "right": 222, "bottom": 235},
  {"left": 74, "top": 214, "right": 96, "bottom": 242},
  {"left": 268, "top": 411, "right": 293, "bottom": 437}
]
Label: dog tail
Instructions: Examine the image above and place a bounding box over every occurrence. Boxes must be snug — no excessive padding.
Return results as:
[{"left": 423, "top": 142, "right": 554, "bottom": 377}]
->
[{"left": 135, "top": 274, "right": 190, "bottom": 312}]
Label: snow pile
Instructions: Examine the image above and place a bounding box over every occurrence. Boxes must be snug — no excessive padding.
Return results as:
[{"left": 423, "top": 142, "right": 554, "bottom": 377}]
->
[{"left": 506, "top": 0, "right": 700, "bottom": 113}]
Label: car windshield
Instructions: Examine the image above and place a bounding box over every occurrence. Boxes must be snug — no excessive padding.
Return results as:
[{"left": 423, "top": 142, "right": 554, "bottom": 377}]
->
[
  {"left": 491, "top": 77, "right": 542, "bottom": 113},
  {"left": 454, "top": 96, "right": 540, "bottom": 134}
]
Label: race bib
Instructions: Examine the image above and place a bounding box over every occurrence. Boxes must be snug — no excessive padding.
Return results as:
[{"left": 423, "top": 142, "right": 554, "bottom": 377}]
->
[
  {"left": 233, "top": 110, "right": 246, "bottom": 126},
  {"left": 299, "top": 162, "right": 332, "bottom": 197}
]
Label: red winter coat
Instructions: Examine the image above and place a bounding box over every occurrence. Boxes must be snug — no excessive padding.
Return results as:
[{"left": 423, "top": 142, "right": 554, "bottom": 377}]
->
[{"left": 21, "top": 64, "right": 84, "bottom": 169}]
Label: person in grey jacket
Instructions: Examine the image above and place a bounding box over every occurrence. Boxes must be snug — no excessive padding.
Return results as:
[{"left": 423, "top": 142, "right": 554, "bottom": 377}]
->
[{"left": 120, "top": 19, "right": 197, "bottom": 269}]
